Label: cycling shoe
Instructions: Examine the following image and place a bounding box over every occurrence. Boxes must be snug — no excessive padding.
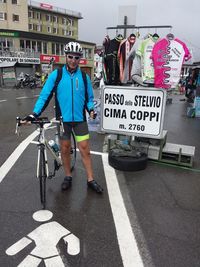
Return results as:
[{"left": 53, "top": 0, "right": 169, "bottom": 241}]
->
[
  {"left": 61, "top": 176, "right": 72, "bottom": 191},
  {"left": 87, "top": 180, "right": 103, "bottom": 194}
]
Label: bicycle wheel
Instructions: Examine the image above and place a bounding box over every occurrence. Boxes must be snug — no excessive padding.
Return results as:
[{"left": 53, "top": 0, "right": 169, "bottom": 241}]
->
[
  {"left": 70, "top": 131, "right": 76, "bottom": 171},
  {"left": 38, "top": 146, "right": 47, "bottom": 209}
]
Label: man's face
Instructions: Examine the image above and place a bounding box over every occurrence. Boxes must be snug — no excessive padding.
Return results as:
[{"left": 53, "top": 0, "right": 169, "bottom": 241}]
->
[{"left": 66, "top": 53, "right": 81, "bottom": 70}]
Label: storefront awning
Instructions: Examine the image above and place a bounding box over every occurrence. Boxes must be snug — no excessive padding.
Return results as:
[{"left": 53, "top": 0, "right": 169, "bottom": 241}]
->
[{"left": 0, "top": 61, "right": 17, "bottom": 68}]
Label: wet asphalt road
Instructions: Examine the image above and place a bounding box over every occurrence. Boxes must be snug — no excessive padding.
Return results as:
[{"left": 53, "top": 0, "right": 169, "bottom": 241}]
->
[{"left": 1, "top": 87, "right": 200, "bottom": 267}]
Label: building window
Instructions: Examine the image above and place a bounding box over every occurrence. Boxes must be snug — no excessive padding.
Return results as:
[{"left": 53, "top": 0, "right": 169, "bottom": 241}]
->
[
  {"left": 53, "top": 27, "right": 57, "bottom": 34},
  {"left": 53, "top": 15, "right": 57, "bottom": 23},
  {"left": 13, "top": 14, "right": 19, "bottom": 21},
  {"left": 56, "top": 43, "right": 59, "bottom": 55},
  {"left": 51, "top": 43, "right": 55, "bottom": 54},
  {"left": 46, "top": 14, "right": 51, "bottom": 22},
  {"left": 36, "top": 12, "right": 41, "bottom": 20},
  {"left": 62, "top": 17, "right": 67, "bottom": 25},
  {"left": 12, "top": 0, "right": 17, "bottom": 4},
  {"left": 82, "top": 48, "right": 92, "bottom": 59},
  {"left": 37, "top": 41, "right": 41, "bottom": 53},
  {"left": 26, "top": 40, "right": 30, "bottom": 50},
  {"left": 28, "top": 23, "right": 33, "bottom": 30},
  {"left": 47, "top": 26, "right": 51, "bottom": 33},
  {"left": 0, "top": 0, "right": 6, "bottom": 3},
  {"left": 36, "top": 24, "right": 41, "bottom": 32},
  {"left": 67, "top": 18, "right": 72, "bottom": 26},
  {"left": 28, "top": 11, "right": 33, "bottom": 18},
  {"left": 42, "top": 42, "right": 47, "bottom": 54},
  {"left": 32, "top": 41, "right": 36, "bottom": 51},
  {"left": 0, "top": 12, "right": 7, "bottom": 20},
  {"left": 0, "top": 38, "right": 13, "bottom": 51},
  {"left": 20, "top": 39, "right": 25, "bottom": 50},
  {"left": 60, "top": 44, "right": 64, "bottom": 55},
  {"left": 62, "top": 29, "right": 67, "bottom": 36}
]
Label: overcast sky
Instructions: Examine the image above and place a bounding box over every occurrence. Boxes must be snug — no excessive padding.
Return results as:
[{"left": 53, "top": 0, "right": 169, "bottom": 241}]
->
[{"left": 41, "top": 0, "right": 200, "bottom": 61}]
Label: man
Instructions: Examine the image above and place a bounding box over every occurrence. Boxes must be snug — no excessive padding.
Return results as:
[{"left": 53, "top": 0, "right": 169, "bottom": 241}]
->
[{"left": 24, "top": 41, "right": 103, "bottom": 194}]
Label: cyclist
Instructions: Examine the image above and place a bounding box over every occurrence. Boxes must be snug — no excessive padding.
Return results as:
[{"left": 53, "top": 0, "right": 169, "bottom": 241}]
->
[{"left": 24, "top": 41, "right": 103, "bottom": 194}]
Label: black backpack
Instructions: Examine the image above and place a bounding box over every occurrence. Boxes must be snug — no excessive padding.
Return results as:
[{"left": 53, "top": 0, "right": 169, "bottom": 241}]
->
[{"left": 40, "top": 67, "right": 88, "bottom": 119}]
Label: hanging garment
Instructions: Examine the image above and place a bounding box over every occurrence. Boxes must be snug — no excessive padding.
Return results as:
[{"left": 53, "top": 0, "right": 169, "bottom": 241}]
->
[
  {"left": 104, "top": 35, "right": 124, "bottom": 85},
  {"left": 103, "top": 35, "right": 110, "bottom": 55},
  {"left": 136, "top": 36, "right": 159, "bottom": 84},
  {"left": 118, "top": 35, "right": 136, "bottom": 83},
  {"left": 151, "top": 36, "right": 191, "bottom": 89}
]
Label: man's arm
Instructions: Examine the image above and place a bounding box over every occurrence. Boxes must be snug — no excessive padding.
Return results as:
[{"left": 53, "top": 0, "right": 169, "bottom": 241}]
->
[
  {"left": 32, "top": 69, "right": 58, "bottom": 117},
  {"left": 85, "top": 74, "right": 94, "bottom": 113}
]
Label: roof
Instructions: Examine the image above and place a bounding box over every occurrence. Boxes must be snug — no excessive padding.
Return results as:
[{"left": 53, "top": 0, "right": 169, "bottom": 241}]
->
[
  {"left": 28, "top": 0, "right": 83, "bottom": 19},
  {"left": 0, "top": 61, "right": 16, "bottom": 68}
]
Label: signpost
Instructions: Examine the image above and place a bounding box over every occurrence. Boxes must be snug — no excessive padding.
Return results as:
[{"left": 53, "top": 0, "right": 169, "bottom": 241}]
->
[{"left": 101, "top": 86, "right": 166, "bottom": 138}]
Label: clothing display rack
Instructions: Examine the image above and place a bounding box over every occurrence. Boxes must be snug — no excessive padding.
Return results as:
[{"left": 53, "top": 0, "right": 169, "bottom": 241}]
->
[
  {"left": 103, "top": 24, "right": 196, "bottom": 167},
  {"left": 106, "top": 25, "right": 172, "bottom": 38}
]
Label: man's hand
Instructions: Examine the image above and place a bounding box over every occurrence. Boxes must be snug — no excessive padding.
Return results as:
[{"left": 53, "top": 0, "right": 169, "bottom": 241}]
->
[
  {"left": 89, "top": 110, "right": 97, "bottom": 120},
  {"left": 22, "top": 114, "right": 37, "bottom": 123}
]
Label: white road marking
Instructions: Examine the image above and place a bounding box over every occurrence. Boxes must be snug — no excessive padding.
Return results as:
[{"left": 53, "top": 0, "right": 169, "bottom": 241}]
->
[
  {"left": 6, "top": 237, "right": 32, "bottom": 256},
  {"left": 16, "top": 96, "right": 30, "bottom": 100},
  {"left": 102, "top": 154, "right": 144, "bottom": 267},
  {"left": 0, "top": 123, "right": 51, "bottom": 183},
  {"left": 0, "top": 130, "right": 39, "bottom": 183},
  {"left": 1, "top": 131, "right": 144, "bottom": 266},
  {"left": 32, "top": 210, "right": 53, "bottom": 222},
  {"left": 16, "top": 95, "right": 39, "bottom": 100},
  {"left": 0, "top": 99, "right": 7, "bottom": 103}
]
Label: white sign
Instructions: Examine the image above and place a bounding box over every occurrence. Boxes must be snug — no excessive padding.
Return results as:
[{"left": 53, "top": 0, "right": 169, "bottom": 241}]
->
[
  {"left": 18, "top": 57, "right": 40, "bottom": 64},
  {"left": 0, "top": 57, "right": 18, "bottom": 63},
  {"left": 101, "top": 86, "right": 166, "bottom": 138},
  {"left": 0, "top": 57, "right": 40, "bottom": 64}
]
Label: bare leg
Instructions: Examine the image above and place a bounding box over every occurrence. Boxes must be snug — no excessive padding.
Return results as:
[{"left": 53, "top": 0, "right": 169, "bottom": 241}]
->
[
  {"left": 60, "top": 139, "right": 71, "bottom": 177},
  {"left": 77, "top": 139, "right": 94, "bottom": 182}
]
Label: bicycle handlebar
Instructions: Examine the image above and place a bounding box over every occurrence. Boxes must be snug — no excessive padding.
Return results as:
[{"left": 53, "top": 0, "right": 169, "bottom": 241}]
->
[{"left": 15, "top": 116, "right": 51, "bottom": 135}]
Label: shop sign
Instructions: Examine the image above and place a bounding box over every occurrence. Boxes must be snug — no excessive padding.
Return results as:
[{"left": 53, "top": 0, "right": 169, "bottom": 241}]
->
[
  {"left": 0, "top": 57, "right": 40, "bottom": 64},
  {"left": 41, "top": 63, "right": 52, "bottom": 73},
  {"left": 40, "top": 3, "right": 53, "bottom": 9},
  {"left": 3, "top": 68, "right": 16, "bottom": 80},
  {"left": 79, "top": 59, "right": 87, "bottom": 65},
  {"left": 0, "top": 57, "right": 18, "bottom": 63},
  {"left": 18, "top": 58, "right": 40, "bottom": 64},
  {"left": 40, "top": 55, "right": 59, "bottom": 63},
  {"left": 0, "top": 32, "right": 19, "bottom": 37},
  {"left": 101, "top": 86, "right": 166, "bottom": 138}
]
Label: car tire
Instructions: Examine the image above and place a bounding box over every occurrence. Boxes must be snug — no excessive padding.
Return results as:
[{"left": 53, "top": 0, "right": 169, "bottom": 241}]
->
[{"left": 108, "top": 151, "right": 148, "bottom": 171}]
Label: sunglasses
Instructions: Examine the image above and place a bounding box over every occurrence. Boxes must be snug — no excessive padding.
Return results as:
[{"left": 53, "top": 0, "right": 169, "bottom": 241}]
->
[{"left": 67, "top": 55, "right": 80, "bottom": 60}]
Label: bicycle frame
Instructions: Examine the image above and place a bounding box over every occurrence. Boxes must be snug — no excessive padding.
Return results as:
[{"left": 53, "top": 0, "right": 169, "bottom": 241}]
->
[
  {"left": 31, "top": 124, "right": 62, "bottom": 179},
  {"left": 15, "top": 116, "right": 76, "bottom": 209}
]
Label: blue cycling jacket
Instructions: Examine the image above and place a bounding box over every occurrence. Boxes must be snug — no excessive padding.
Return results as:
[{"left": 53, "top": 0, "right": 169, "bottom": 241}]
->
[{"left": 33, "top": 65, "right": 94, "bottom": 122}]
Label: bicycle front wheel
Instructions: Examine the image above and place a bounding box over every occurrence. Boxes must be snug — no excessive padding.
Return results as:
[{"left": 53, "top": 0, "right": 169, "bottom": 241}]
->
[
  {"left": 38, "top": 146, "right": 47, "bottom": 209},
  {"left": 70, "top": 131, "right": 76, "bottom": 171}
]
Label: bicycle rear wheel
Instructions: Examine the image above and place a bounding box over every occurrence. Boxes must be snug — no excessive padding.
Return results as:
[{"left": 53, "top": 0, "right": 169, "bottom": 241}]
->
[
  {"left": 70, "top": 131, "right": 76, "bottom": 171},
  {"left": 38, "top": 146, "right": 47, "bottom": 209}
]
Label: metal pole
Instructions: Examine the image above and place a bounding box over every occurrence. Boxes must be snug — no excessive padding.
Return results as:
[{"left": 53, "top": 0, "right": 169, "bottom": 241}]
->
[{"left": 124, "top": 16, "right": 127, "bottom": 38}]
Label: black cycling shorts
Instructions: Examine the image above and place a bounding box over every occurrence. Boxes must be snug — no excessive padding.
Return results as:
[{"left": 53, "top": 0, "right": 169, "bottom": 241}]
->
[{"left": 60, "top": 121, "right": 89, "bottom": 142}]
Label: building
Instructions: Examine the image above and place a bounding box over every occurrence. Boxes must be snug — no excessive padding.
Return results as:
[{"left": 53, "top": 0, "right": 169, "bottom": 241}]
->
[{"left": 0, "top": 0, "right": 95, "bottom": 87}]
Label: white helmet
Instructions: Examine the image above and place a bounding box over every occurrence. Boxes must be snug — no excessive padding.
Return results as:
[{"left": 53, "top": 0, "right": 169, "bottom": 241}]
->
[{"left": 64, "top": 41, "right": 83, "bottom": 55}]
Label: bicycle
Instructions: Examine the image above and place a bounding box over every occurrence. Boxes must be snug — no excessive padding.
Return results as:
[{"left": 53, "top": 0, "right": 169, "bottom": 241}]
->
[{"left": 15, "top": 116, "right": 76, "bottom": 209}]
